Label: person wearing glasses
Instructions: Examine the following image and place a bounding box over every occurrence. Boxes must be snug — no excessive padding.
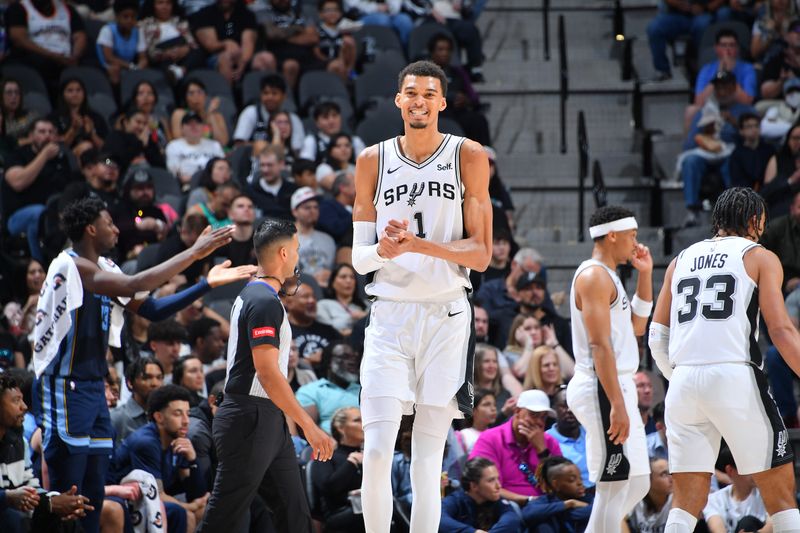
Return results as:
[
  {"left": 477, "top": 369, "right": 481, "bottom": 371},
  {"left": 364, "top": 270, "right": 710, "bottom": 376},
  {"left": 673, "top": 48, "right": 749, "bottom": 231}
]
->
[{"left": 468, "top": 389, "right": 562, "bottom": 507}]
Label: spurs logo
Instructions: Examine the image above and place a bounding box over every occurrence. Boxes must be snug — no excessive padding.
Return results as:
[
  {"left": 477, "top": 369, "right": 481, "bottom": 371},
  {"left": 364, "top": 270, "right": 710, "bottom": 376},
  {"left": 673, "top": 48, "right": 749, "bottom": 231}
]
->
[
  {"left": 606, "top": 453, "right": 623, "bottom": 476},
  {"left": 777, "top": 429, "right": 788, "bottom": 458},
  {"left": 407, "top": 182, "right": 425, "bottom": 207}
]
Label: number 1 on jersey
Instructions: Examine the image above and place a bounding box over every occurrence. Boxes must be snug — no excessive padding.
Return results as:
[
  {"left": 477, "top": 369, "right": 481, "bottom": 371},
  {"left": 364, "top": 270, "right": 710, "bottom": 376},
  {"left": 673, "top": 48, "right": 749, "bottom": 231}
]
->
[{"left": 413, "top": 211, "right": 426, "bottom": 239}]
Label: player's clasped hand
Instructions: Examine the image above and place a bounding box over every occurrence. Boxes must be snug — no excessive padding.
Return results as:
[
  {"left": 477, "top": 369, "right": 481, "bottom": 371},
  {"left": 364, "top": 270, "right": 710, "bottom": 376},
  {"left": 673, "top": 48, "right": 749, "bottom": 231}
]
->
[
  {"left": 50, "top": 485, "right": 95, "bottom": 521},
  {"left": 305, "top": 424, "right": 336, "bottom": 462},
  {"left": 378, "top": 219, "right": 416, "bottom": 259},
  {"left": 6, "top": 486, "right": 39, "bottom": 512},
  {"left": 607, "top": 403, "right": 630, "bottom": 445}
]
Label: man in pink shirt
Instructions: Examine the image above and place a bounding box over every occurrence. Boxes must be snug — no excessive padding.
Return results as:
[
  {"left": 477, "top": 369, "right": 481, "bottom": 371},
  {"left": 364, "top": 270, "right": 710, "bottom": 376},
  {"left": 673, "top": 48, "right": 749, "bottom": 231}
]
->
[{"left": 469, "top": 389, "right": 562, "bottom": 505}]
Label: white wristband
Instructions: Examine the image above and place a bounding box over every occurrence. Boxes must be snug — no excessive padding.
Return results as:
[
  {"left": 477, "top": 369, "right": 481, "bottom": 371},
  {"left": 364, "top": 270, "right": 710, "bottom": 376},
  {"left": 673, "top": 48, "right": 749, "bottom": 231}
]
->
[{"left": 631, "top": 295, "right": 653, "bottom": 317}]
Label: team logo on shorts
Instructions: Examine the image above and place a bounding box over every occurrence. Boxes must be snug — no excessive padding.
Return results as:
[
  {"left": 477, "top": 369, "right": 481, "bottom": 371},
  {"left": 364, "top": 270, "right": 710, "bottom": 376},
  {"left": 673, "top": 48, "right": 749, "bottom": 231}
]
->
[
  {"left": 606, "top": 453, "right": 623, "bottom": 476},
  {"left": 407, "top": 183, "right": 425, "bottom": 207},
  {"left": 777, "top": 429, "right": 789, "bottom": 458}
]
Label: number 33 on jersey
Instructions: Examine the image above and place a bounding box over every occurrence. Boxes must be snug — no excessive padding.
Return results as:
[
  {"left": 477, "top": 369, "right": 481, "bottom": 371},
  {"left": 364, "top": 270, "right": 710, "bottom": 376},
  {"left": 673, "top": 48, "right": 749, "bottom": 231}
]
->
[
  {"left": 669, "top": 236, "right": 762, "bottom": 367},
  {"left": 366, "top": 134, "right": 472, "bottom": 301}
]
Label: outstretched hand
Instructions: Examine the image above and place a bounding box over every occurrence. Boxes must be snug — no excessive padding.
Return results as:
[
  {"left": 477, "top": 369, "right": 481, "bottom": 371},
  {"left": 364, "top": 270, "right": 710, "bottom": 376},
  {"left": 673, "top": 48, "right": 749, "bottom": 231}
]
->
[
  {"left": 190, "top": 225, "right": 235, "bottom": 261},
  {"left": 207, "top": 260, "right": 258, "bottom": 288}
]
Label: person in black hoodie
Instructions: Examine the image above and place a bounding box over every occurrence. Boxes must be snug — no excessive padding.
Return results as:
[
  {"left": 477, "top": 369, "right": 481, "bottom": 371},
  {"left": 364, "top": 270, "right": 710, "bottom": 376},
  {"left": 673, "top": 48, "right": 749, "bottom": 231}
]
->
[{"left": 311, "top": 406, "right": 365, "bottom": 533}]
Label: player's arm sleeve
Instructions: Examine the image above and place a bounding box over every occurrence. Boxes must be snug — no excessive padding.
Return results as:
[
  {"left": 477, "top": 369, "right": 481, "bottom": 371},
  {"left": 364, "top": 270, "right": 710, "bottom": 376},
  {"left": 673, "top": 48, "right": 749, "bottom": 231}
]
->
[
  {"left": 648, "top": 322, "right": 673, "bottom": 380},
  {"left": 351, "top": 221, "right": 389, "bottom": 275},
  {"left": 245, "top": 296, "right": 284, "bottom": 350}
]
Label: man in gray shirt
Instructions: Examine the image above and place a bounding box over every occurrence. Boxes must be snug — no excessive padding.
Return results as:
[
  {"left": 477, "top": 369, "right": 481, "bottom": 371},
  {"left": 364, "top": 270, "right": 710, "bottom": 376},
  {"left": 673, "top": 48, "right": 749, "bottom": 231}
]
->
[{"left": 110, "top": 357, "right": 164, "bottom": 444}]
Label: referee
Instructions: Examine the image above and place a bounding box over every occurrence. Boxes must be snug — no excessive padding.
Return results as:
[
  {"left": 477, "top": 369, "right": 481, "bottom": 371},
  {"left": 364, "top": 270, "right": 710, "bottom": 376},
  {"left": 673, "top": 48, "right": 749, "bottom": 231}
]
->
[{"left": 198, "top": 218, "right": 334, "bottom": 533}]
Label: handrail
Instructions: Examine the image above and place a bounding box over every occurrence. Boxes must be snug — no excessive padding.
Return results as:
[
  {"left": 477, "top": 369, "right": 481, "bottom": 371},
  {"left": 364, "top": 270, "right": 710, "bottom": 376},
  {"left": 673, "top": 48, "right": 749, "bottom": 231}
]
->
[
  {"left": 613, "top": 0, "right": 625, "bottom": 41},
  {"left": 592, "top": 160, "right": 608, "bottom": 208},
  {"left": 558, "top": 15, "right": 568, "bottom": 154},
  {"left": 577, "top": 110, "right": 588, "bottom": 241},
  {"left": 543, "top": 0, "right": 550, "bottom": 61}
]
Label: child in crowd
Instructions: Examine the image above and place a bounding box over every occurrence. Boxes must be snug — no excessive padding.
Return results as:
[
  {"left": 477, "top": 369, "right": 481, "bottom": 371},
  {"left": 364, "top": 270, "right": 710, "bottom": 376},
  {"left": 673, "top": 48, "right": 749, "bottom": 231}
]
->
[
  {"left": 523, "top": 456, "right": 593, "bottom": 532},
  {"left": 97, "top": 0, "right": 148, "bottom": 85}
]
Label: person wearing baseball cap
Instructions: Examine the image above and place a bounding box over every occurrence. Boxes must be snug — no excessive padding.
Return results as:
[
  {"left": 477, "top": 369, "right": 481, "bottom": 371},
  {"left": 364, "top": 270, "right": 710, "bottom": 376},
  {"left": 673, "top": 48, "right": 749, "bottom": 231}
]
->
[
  {"left": 469, "top": 389, "right": 562, "bottom": 504},
  {"left": 290, "top": 186, "right": 336, "bottom": 280}
]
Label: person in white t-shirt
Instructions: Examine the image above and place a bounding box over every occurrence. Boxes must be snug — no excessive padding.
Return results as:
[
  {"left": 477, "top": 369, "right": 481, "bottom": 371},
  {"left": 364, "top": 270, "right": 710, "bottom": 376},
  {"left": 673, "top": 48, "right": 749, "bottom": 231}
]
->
[
  {"left": 165, "top": 111, "right": 224, "bottom": 187},
  {"left": 703, "top": 447, "right": 771, "bottom": 533},
  {"left": 624, "top": 457, "right": 673, "bottom": 533}
]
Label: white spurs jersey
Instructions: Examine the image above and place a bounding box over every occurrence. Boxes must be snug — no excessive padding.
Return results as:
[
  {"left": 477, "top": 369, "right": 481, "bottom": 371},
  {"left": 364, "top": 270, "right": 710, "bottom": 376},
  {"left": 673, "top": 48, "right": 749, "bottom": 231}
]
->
[
  {"left": 21, "top": 0, "right": 72, "bottom": 56},
  {"left": 367, "top": 134, "right": 471, "bottom": 301},
  {"left": 669, "top": 236, "right": 761, "bottom": 367},
  {"left": 570, "top": 260, "right": 640, "bottom": 375}
]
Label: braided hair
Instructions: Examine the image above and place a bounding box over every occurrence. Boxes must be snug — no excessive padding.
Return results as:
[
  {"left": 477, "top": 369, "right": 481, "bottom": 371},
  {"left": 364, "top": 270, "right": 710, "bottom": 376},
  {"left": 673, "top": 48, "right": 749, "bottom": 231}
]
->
[
  {"left": 534, "top": 455, "right": 574, "bottom": 495},
  {"left": 711, "top": 187, "right": 766, "bottom": 240}
]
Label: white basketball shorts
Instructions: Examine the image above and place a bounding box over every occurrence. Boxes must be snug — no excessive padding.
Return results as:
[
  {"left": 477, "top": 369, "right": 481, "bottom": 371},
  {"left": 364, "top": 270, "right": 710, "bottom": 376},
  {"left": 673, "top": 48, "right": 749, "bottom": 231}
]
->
[
  {"left": 566, "top": 369, "right": 649, "bottom": 483},
  {"left": 666, "top": 362, "right": 792, "bottom": 475},
  {"left": 360, "top": 291, "right": 474, "bottom": 426}
]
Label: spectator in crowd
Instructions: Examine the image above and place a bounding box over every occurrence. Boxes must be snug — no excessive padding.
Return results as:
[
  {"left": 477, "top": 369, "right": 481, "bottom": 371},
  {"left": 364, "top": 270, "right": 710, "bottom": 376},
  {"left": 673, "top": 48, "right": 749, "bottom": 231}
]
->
[
  {"left": 190, "top": 0, "right": 276, "bottom": 83},
  {"left": 316, "top": 133, "right": 356, "bottom": 191},
  {"left": 469, "top": 389, "right": 562, "bottom": 505},
  {"left": 216, "top": 193, "right": 257, "bottom": 266},
  {"left": 171, "top": 79, "right": 229, "bottom": 147},
  {"left": 166, "top": 112, "right": 226, "bottom": 188},
  {"left": 296, "top": 341, "right": 360, "bottom": 433},
  {"left": 261, "top": 0, "right": 322, "bottom": 90},
  {"left": 762, "top": 124, "right": 800, "bottom": 219},
  {"left": 546, "top": 388, "right": 592, "bottom": 490},
  {"left": 2, "top": 117, "right": 71, "bottom": 262},
  {"left": 146, "top": 319, "right": 188, "bottom": 383},
  {"left": 476, "top": 247, "right": 545, "bottom": 347},
  {"left": 0, "top": 78, "right": 40, "bottom": 160},
  {"left": 318, "top": 173, "right": 356, "bottom": 245},
  {"left": 504, "top": 314, "right": 566, "bottom": 381},
  {"left": 188, "top": 380, "right": 222, "bottom": 491},
  {"left": 292, "top": 157, "right": 320, "bottom": 192},
  {"left": 522, "top": 346, "right": 564, "bottom": 402},
  {"left": 761, "top": 18, "right": 800, "bottom": 100},
  {"left": 312, "top": 406, "right": 365, "bottom": 533},
  {"left": 246, "top": 145, "right": 298, "bottom": 219},
  {"left": 96, "top": 0, "right": 148, "bottom": 86},
  {"left": 471, "top": 227, "right": 512, "bottom": 294},
  {"left": 187, "top": 157, "right": 235, "bottom": 209},
  {"left": 634, "top": 370, "right": 656, "bottom": 434},
  {"left": 110, "top": 385, "right": 209, "bottom": 533},
  {"left": 314, "top": 0, "right": 358, "bottom": 81},
  {"left": 234, "top": 74, "right": 304, "bottom": 152},
  {"left": 4, "top": 0, "right": 87, "bottom": 94},
  {"left": 454, "top": 388, "right": 497, "bottom": 457},
  {"left": 473, "top": 343, "right": 517, "bottom": 425},
  {"left": 428, "top": 32, "right": 492, "bottom": 146},
  {"left": 680, "top": 70, "right": 756, "bottom": 226},
  {"left": 316, "top": 263, "right": 367, "bottom": 336},
  {"left": 111, "top": 169, "right": 169, "bottom": 262},
  {"left": 187, "top": 180, "right": 239, "bottom": 229},
  {"left": 729, "top": 113, "right": 774, "bottom": 189},
  {"left": 473, "top": 303, "right": 493, "bottom": 346},
  {"left": 439, "top": 456, "right": 522, "bottom": 533},
  {"left": 645, "top": 0, "right": 732, "bottom": 81},
  {"left": 50, "top": 77, "right": 107, "bottom": 157},
  {"left": 155, "top": 213, "right": 213, "bottom": 282},
  {"left": 111, "top": 356, "right": 165, "bottom": 444},
  {"left": 11, "top": 258, "right": 46, "bottom": 338},
  {"left": 124, "top": 80, "right": 172, "bottom": 150},
  {"left": 624, "top": 458, "right": 673, "bottom": 533},
  {"left": 702, "top": 447, "right": 771, "bottom": 533},
  {"left": 266, "top": 110, "right": 300, "bottom": 167},
  {"left": 173, "top": 355, "right": 206, "bottom": 406},
  {"left": 288, "top": 339, "right": 318, "bottom": 391},
  {"left": 188, "top": 316, "right": 225, "bottom": 371},
  {"left": 515, "top": 272, "right": 572, "bottom": 356},
  {"left": 63, "top": 149, "right": 120, "bottom": 207},
  {"left": 760, "top": 189, "right": 800, "bottom": 291},
  {"left": 140, "top": 0, "right": 205, "bottom": 80},
  {"left": 0, "top": 374, "right": 94, "bottom": 532},
  {"left": 105, "top": 106, "right": 166, "bottom": 174},
  {"left": 174, "top": 291, "right": 231, "bottom": 337},
  {"left": 292, "top": 187, "right": 337, "bottom": 285},
  {"left": 758, "top": 78, "right": 800, "bottom": 143},
  {"left": 646, "top": 402, "right": 668, "bottom": 460},
  {"left": 522, "top": 456, "right": 592, "bottom": 532},
  {"left": 686, "top": 29, "right": 756, "bottom": 130},
  {"left": 345, "top": 0, "right": 412, "bottom": 45},
  {"left": 300, "top": 101, "right": 365, "bottom": 164},
  {"left": 486, "top": 147, "right": 516, "bottom": 234},
  {"left": 750, "top": 0, "right": 795, "bottom": 61}
]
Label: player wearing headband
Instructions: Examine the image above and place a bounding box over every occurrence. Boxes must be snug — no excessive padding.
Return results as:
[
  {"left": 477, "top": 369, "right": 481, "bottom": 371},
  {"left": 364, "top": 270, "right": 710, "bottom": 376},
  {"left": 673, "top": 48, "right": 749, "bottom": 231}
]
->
[
  {"left": 651, "top": 188, "right": 800, "bottom": 533},
  {"left": 565, "top": 206, "right": 653, "bottom": 531}
]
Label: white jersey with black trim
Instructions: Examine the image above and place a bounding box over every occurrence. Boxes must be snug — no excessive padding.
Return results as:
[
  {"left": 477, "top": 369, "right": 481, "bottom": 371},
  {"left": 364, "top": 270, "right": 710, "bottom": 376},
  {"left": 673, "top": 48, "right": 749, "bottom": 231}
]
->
[
  {"left": 669, "top": 236, "right": 761, "bottom": 367},
  {"left": 367, "top": 134, "right": 471, "bottom": 301},
  {"left": 570, "top": 259, "right": 640, "bottom": 375}
]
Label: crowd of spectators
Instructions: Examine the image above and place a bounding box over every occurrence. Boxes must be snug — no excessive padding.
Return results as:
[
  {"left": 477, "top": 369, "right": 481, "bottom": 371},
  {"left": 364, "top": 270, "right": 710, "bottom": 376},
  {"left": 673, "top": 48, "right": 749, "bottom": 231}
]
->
[{"left": 0, "top": 0, "right": 786, "bottom": 532}]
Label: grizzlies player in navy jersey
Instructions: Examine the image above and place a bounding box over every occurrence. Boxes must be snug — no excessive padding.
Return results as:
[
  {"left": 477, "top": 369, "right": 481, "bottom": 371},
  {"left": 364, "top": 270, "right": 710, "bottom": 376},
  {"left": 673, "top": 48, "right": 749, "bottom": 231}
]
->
[
  {"left": 45, "top": 198, "right": 255, "bottom": 533},
  {"left": 351, "top": 60, "right": 493, "bottom": 533}
]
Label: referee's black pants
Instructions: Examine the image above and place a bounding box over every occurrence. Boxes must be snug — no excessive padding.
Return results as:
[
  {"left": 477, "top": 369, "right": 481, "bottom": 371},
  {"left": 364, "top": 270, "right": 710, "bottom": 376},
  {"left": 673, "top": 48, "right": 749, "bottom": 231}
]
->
[{"left": 198, "top": 394, "right": 312, "bottom": 533}]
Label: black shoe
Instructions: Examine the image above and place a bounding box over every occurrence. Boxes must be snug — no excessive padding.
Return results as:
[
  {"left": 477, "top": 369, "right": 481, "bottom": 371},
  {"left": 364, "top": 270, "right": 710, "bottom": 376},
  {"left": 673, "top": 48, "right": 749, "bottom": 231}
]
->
[
  {"left": 651, "top": 71, "right": 672, "bottom": 82},
  {"left": 470, "top": 70, "right": 485, "bottom": 83}
]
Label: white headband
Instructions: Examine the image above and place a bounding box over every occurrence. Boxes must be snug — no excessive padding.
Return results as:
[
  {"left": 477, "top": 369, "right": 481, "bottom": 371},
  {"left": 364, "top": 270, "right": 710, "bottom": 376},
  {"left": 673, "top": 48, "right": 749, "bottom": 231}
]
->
[{"left": 589, "top": 216, "right": 638, "bottom": 238}]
